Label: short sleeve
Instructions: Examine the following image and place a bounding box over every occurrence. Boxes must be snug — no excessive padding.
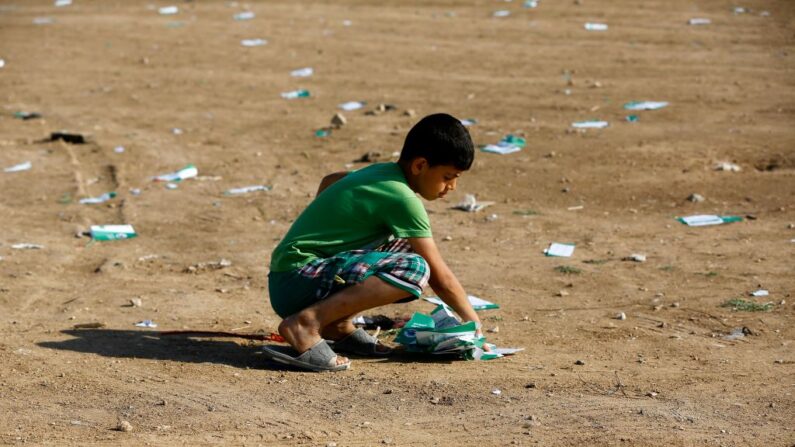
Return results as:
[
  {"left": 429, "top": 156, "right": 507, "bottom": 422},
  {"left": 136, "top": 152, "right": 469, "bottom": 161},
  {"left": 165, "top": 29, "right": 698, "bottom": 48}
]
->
[{"left": 384, "top": 195, "right": 432, "bottom": 239}]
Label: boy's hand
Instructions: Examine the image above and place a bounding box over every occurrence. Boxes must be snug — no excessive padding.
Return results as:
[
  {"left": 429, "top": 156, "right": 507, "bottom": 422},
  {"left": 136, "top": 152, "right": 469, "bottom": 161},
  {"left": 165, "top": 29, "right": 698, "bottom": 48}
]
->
[{"left": 407, "top": 237, "right": 482, "bottom": 326}]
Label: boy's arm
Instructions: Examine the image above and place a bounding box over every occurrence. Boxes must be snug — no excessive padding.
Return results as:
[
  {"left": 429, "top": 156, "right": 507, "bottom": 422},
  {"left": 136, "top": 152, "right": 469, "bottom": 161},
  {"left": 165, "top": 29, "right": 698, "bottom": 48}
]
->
[
  {"left": 316, "top": 171, "right": 348, "bottom": 196},
  {"left": 407, "top": 237, "right": 482, "bottom": 333}
]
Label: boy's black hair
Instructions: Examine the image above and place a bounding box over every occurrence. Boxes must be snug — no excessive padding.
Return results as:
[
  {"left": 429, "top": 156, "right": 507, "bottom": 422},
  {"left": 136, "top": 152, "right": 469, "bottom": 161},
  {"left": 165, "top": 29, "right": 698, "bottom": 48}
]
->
[{"left": 398, "top": 113, "right": 474, "bottom": 170}]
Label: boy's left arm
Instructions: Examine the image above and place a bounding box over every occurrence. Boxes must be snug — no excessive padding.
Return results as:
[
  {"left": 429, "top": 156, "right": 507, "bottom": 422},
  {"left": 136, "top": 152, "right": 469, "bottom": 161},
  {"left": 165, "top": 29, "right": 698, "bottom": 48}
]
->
[{"left": 408, "top": 237, "right": 483, "bottom": 333}]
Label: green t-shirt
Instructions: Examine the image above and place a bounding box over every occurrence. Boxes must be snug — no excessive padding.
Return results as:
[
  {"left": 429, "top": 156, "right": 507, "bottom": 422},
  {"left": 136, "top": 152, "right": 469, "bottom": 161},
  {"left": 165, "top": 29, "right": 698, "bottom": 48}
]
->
[{"left": 270, "top": 162, "right": 432, "bottom": 272}]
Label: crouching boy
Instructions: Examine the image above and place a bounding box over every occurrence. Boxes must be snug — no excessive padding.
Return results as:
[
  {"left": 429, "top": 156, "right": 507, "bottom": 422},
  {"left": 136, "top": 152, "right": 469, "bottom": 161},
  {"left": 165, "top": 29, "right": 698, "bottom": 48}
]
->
[{"left": 263, "top": 113, "right": 484, "bottom": 371}]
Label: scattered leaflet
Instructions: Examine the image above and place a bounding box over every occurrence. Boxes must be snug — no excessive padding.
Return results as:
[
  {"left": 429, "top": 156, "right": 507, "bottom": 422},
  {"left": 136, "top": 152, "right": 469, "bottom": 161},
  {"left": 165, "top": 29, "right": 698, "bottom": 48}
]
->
[
  {"left": 544, "top": 242, "right": 575, "bottom": 257},
  {"left": 423, "top": 295, "right": 500, "bottom": 311},
  {"left": 394, "top": 305, "right": 522, "bottom": 361},
  {"left": 481, "top": 134, "right": 525, "bottom": 155},
  {"left": 677, "top": 215, "right": 742, "bottom": 226},
  {"left": 153, "top": 164, "right": 198, "bottom": 182}
]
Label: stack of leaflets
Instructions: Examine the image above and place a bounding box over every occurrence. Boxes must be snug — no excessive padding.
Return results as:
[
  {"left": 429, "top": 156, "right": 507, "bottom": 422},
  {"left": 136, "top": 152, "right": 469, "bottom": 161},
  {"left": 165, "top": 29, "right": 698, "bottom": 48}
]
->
[{"left": 394, "top": 305, "right": 522, "bottom": 361}]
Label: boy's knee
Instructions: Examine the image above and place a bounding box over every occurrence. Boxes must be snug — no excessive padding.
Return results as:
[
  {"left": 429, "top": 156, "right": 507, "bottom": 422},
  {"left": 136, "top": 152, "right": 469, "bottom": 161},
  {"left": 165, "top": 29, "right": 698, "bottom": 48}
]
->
[{"left": 405, "top": 253, "right": 430, "bottom": 289}]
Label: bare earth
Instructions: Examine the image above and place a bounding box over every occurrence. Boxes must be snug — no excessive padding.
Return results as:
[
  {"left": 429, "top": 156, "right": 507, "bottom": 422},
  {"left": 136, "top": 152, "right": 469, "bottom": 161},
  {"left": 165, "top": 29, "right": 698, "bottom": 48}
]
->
[{"left": 1, "top": 0, "right": 794, "bottom": 445}]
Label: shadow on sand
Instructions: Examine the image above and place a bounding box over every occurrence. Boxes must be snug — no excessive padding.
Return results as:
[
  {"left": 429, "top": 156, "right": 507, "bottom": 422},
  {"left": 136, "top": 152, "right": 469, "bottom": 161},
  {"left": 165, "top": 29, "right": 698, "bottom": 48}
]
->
[
  {"left": 38, "top": 330, "right": 454, "bottom": 371},
  {"left": 38, "top": 329, "right": 273, "bottom": 369}
]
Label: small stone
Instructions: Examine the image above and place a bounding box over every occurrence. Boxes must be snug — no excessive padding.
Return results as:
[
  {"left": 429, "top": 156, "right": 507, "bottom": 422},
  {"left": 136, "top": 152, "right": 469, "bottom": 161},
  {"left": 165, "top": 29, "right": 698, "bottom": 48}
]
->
[
  {"left": 556, "top": 290, "right": 569, "bottom": 297},
  {"left": 574, "top": 360, "right": 585, "bottom": 365},
  {"left": 713, "top": 161, "right": 741, "bottom": 172},
  {"left": 403, "top": 109, "right": 416, "bottom": 117},
  {"left": 487, "top": 326, "right": 499, "bottom": 333},
  {"left": 687, "top": 193, "right": 705, "bottom": 203},
  {"left": 646, "top": 391, "right": 658, "bottom": 398},
  {"left": 615, "top": 312, "right": 627, "bottom": 320},
  {"left": 442, "top": 235, "right": 453, "bottom": 241},
  {"left": 116, "top": 420, "right": 133, "bottom": 432},
  {"left": 623, "top": 254, "right": 646, "bottom": 263},
  {"left": 525, "top": 383, "right": 536, "bottom": 389},
  {"left": 429, "top": 397, "right": 440, "bottom": 404},
  {"left": 129, "top": 297, "right": 143, "bottom": 307},
  {"left": 382, "top": 438, "right": 393, "bottom": 445},
  {"left": 383, "top": 389, "right": 393, "bottom": 394},
  {"left": 671, "top": 302, "right": 680, "bottom": 308},
  {"left": 330, "top": 113, "right": 347, "bottom": 128},
  {"left": 491, "top": 388, "right": 502, "bottom": 395},
  {"left": 327, "top": 443, "right": 338, "bottom": 447}
]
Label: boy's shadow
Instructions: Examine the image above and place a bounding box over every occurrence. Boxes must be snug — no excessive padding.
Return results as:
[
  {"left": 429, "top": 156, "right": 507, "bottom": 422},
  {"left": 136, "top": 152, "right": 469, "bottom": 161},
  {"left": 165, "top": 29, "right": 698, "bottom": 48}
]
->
[
  {"left": 38, "top": 329, "right": 273, "bottom": 369},
  {"left": 38, "top": 330, "right": 456, "bottom": 370}
]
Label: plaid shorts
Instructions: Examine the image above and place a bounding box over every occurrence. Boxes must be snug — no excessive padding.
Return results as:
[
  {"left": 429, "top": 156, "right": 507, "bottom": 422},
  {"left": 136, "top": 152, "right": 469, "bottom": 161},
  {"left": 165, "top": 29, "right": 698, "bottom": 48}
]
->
[{"left": 268, "top": 239, "right": 430, "bottom": 318}]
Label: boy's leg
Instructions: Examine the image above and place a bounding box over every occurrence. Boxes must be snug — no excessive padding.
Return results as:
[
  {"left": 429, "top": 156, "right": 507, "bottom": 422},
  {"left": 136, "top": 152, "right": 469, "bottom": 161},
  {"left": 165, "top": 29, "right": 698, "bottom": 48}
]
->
[{"left": 278, "top": 275, "right": 411, "bottom": 362}]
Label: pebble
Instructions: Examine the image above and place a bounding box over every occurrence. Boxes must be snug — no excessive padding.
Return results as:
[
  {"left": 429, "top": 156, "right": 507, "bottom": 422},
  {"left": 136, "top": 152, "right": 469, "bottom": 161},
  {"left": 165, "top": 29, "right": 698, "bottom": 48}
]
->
[
  {"left": 330, "top": 113, "right": 347, "bottom": 128},
  {"left": 403, "top": 109, "right": 416, "bottom": 117},
  {"left": 442, "top": 235, "right": 453, "bottom": 241},
  {"left": 487, "top": 326, "right": 499, "bottom": 333},
  {"left": 129, "top": 297, "right": 143, "bottom": 307},
  {"left": 327, "top": 443, "right": 338, "bottom": 447},
  {"left": 116, "top": 420, "right": 133, "bottom": 432},
  {"left": 556, "top": 290, "right": 569, "bottom": 297},
  {"left": 624, "top": 254, "right": 646, "bottom": 263},
  {"left": 491, "top": 388, "right": 502, "bottom": 395},
  {"left": 687, "top": 193, "right": 705, "bottom": 203},
  {"left": 574, "top": 360, "right": 585, "bottom": 365},
  {"left": 615, "top": 312, "right": 627, "bottom": 320}
]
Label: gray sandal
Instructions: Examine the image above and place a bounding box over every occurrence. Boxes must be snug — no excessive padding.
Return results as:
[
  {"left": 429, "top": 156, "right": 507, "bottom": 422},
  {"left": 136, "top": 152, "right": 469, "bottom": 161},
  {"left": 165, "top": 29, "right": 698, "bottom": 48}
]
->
[
  {"left": 330, "top": 328, "right": 394, "bottom": 357},
  {"left": 262, "top": 339, "right": 351, "bottom": 372}
]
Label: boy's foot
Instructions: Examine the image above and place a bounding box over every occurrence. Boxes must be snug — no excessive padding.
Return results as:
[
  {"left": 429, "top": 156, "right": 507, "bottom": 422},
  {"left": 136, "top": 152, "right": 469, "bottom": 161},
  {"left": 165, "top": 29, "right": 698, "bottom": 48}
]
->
[
  {"left": 278, "top": 313, "right": 349, "bottom": 367},
  {"left": 262, "top": 340, "right": 351, "bottom": 372},
  {"left": 328, "top": 328, "right": 394, "bottom": 356}
]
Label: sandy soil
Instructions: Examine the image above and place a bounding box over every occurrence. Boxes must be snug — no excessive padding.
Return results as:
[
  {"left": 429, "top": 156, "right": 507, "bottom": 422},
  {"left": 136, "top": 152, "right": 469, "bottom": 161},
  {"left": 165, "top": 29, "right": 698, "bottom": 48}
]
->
[{"left": 1, "top": 0, "right": 794, "bottom": 445}]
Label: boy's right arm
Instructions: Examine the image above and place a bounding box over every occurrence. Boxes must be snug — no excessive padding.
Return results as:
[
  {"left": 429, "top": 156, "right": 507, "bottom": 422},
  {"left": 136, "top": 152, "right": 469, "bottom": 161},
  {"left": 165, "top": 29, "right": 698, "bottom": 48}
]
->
[
  {"left": 316, "top": 171, "right": 348, "bottom": 196},
  {"left": 407, "top": 237, "right": 482, "bottom": 331}
]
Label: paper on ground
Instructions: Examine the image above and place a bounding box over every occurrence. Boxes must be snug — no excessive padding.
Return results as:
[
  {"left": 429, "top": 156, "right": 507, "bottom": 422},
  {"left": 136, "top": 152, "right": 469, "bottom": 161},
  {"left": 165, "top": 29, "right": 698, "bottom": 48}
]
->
[
  {"left": 153, "top": 164, "right": 197, "bottom": 182},
  {"left": 688, "top": 18, "right": 711, "bottom": 25},
  {"left": 4, "top": 161, "right": 31, "bottom": 173},
  {"left": 481, "top": 134, "right": 525, "bottom": 155},
  {"left": 424, "top": 295, "right": 500, "bottom": 311},
  {"left": 290, "top": 67, "right": 313, "bottom": 77},
  {"left": 79, "top": 192, "right": 116, "bottom": 204},
  {"left": 677, "top": 215, "right": 742, "bottom": 226},
  {"left": 544, "top": 242, "right": 575, "bottom": 257},
  {"left": 241, "top": 39, "right": 267, "bottom": 47},
  {"left": 90, "top": 224, "right": 137, "bottom": 241},
  {"left": 584, "top": 23, "right": 608, "bottom": 31},
  {"left": 572, "top": 121, "right": 609, "bottom": 129},
  {"left": 452, "top": 194, "right": 494, "bottom": 212},
  {"left": 158, "top": 6, "right": 178, "bottom": 15},
  {"left": 338, "top": 101, "right": 365, "bottom": 111},
  {"left": 624, "top": 101, "right": 668, "bottom": 111},
  {"left": 135, "top": 320, "right": 157, "bottom": 328},
  {"left": 224, "top": 185, "right": 271, "bottom": 195},
  {"left": 233, "top": 11, "right": 255, "bottom": 20},
  {"left": 481, "top": 144, "right": 522, "bottom": 155},
  {"left": 12, "top": 243, "right": 43, "bottom": 250}
]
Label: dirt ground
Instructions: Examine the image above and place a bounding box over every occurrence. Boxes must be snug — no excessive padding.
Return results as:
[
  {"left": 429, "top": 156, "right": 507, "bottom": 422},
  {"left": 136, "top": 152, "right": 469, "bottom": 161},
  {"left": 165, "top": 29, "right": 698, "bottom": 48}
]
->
[{"left": 1, "top": 0, "right": 793, "bottom": 445}]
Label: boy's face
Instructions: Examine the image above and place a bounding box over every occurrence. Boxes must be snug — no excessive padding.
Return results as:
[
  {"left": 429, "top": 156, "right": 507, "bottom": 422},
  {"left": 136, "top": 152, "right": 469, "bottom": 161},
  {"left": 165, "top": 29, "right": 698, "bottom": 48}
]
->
[{"left": 410, "top": 158, "right": 464, "bottom": 201}]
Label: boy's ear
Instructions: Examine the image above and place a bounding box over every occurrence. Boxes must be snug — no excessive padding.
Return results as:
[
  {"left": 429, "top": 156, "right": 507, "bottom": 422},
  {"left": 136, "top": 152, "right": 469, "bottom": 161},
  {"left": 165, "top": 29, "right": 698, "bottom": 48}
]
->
[{"left": 410, "top": 157, "right": 428, "bottom": 175}]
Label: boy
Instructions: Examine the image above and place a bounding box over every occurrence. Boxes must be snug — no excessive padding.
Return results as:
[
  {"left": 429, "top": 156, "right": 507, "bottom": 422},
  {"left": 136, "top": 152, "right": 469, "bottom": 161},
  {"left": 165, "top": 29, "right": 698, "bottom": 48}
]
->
[{"left": 263, "top": 113, "right": 484, "bottom": 371}]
